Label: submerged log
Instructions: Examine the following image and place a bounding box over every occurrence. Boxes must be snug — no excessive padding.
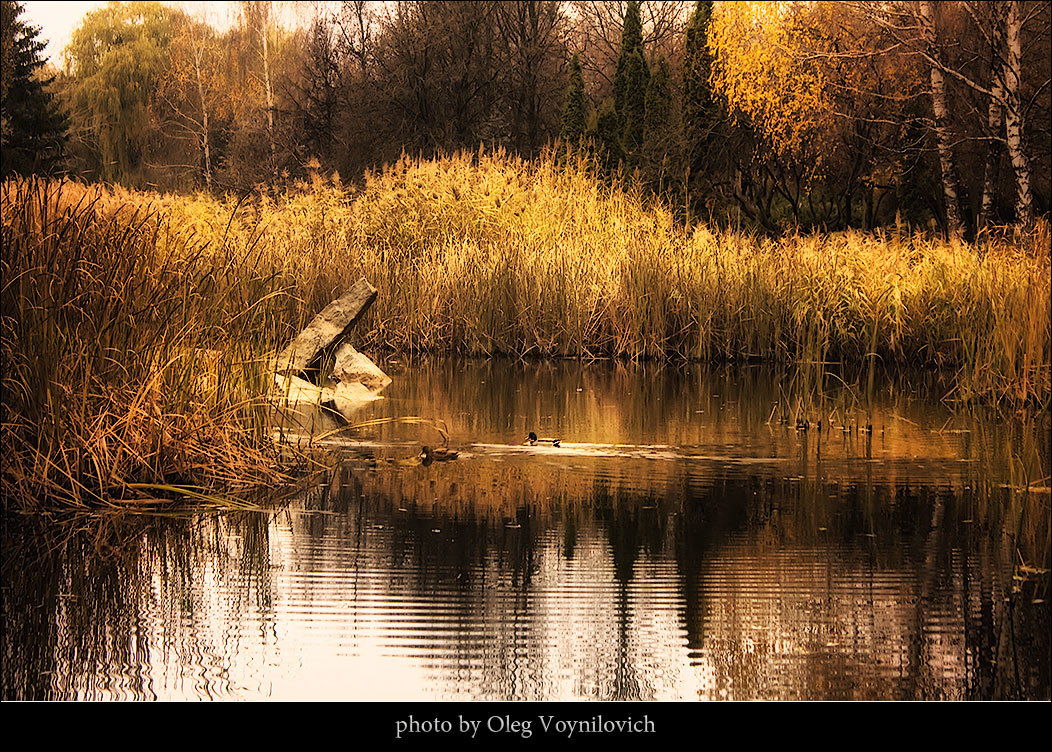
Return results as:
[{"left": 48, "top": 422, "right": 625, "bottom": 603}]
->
[{"left": 273, "top": 277, "right": 378, "bottom": 374}]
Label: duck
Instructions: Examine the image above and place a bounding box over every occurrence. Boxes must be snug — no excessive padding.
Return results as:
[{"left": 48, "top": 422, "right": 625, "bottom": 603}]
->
[
  {"left": 420, "top": 445, "right": 458, "bottom": 465},
  {"left": 525, "top": 431, "right": 561, "bottom": 447}
]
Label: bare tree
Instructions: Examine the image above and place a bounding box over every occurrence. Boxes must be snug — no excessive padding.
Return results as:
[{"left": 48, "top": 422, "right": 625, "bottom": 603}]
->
[
  {"left": 286, "top": 5, "right": 344, "bottom": 170},
  {"left": 335, "top": 1, "right": 379, "bottom": 77},
  {"left": 860, "top": 1, "right": 1049, "bottom": 229},
  {"left": 241, "top": 1, "right": 280, "bottom": 175},
  {"left": 370, "top": 2, "right": 504, "bottom": 155},
  {"left": 917, "top": 0, "right": 965, "bottom": 234},
  {"left": 495, "top": 1, "right": 569, "bottom": 155},
  {"left": 966, "top": 1, "right": 1007, "bottom": 227}
]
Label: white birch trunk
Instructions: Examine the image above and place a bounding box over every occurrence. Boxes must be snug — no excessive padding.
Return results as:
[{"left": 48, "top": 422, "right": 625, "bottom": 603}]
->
[
  {"left": 978, "top": 5, "right": 1006, "bottom": 229},
  {"left": 1003, "top": 0, "right": 1034, "bottom": 225},
  {"left": 918, "top": 1, "right": 963, "bottom": 236},
  {"left": 979, "top": 75, "right": 1002, "bottom": 228}
]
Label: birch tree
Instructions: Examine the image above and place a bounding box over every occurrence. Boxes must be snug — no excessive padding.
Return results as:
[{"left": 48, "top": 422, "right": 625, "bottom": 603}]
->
[
  {"left": 1003, "top": 0, "right": 1035, "bottom": 225},
  {"left": 241, "top": 1, "right": 278, "bottom": 176},
  {"left": 161, "top": 12, "right": 222, "bottom": 189},
  {"left": 860, "top": 1, "right": 1048, "bottom": 229},
  {"left": 972, "top": 2, "right": 1006, "bottom": 228},
  {"left": 917, "top": 0, "right": 964, "bottom": 235}
]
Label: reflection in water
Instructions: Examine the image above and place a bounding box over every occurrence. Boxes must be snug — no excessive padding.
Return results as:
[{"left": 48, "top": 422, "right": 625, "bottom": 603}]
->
[{"left": 3, "top": 359, "right": 1049, "bottom": 700}]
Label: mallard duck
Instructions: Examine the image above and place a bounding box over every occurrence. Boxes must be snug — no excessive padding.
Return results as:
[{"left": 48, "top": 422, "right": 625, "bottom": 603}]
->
[
  {"left": 525, "top": 431, "right": 561, "bottom": 447},
  {"left": 420, "top": 445, "right": 458, "bottom": 465}
]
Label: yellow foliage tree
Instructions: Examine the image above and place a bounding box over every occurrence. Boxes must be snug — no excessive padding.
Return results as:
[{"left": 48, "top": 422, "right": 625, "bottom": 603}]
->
[
  {"left": 710, "top": 1, "right": 928, "bottom": 227},
  {"left": 709, "top": 1, "right": 833, "bottom": 177}
]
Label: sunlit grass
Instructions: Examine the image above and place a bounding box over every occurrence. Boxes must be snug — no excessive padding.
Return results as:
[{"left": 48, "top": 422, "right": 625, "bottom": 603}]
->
[
  {"left": 1, "top": 178, "right": 292, "bottom": 512},
  {"left": 157, "top": 147, "right": 1047, "bottom": 403},
  {"left": 2, "top": 149, "right": 1049, "bottom": 510}
]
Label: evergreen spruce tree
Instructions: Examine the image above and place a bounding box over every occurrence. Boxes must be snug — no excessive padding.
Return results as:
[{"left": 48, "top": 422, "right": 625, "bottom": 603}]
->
[
  {"left": 560, "top": 53, "right": 586, "bottom": 146},
  {"left": 644, "top": 56, "right": 672, "bottom": 144},
  {"left": 593, "top": 101, "right": 623, "bottom": 174},
  {"left": 682, "top": 2, "right": 719, "bottom": 182},
  {"left": 619, "top": 48, "right": 648, "bottom": 157},
  {"left": 1, "top": 1, "right": 67, "bottom": 177},
  {"left": 611, "top": 1, "right": 649, "bottom": 166},
  {"left": 641, "top": 55, "right": 675, "bottom": 191},
  {"left": 613, "top": 1, "right": 645, "bottom": 118}
]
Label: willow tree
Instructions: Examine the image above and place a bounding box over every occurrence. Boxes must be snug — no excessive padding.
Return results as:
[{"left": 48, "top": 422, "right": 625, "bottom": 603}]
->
[
  {"left": 710, "top": 2, "right": 929, "bottom": 230},
  {"left": 64, "top": 1, "right": 182, "bottom": 182},
  {"left": 709, "top": 2, "right": 834, "bottom": 225}
]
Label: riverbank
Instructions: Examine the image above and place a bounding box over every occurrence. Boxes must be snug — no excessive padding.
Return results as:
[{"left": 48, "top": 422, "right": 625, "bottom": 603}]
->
[{"left": 2, "top": 151, "right": 1049, "bottom": 509}]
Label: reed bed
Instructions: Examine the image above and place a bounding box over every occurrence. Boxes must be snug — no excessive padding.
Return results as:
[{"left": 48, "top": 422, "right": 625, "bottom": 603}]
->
[
  {"left": 1, "top": 179, "right": 292, "bottom": 512},
  {"left": 2, "top": 149, "right": 1049, "bottom": 510},
  {"left": 152, "top": 148, "right": 1047, "bottom": 403}
]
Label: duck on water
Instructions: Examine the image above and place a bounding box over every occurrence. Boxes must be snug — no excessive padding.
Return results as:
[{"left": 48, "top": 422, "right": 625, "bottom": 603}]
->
[
  {"left": 525, "top": 431, "right": 560, "bottom": 447},
  {"left": 420, "top": 432, "right": 561, "bottom": 465},
  {"left": 420, "top": 445, "right": 459, "bottom": 465}
]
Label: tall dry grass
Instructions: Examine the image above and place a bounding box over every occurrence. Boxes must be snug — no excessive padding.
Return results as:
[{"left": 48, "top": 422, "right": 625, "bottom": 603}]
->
[
  {"left": 1, "top": 179, "right": 290, "bottom": 511},
  {"left": 2, "top": 149, "right": 1049, "bottom": 509},
  {"left": 149, "top": 148, "right": 1048, "bottom": 403}
]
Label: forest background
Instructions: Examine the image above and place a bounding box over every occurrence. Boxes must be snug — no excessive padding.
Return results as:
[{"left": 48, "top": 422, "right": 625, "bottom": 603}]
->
[{"left": 2, "top": 0, "right": 1050, "bottom": 236}]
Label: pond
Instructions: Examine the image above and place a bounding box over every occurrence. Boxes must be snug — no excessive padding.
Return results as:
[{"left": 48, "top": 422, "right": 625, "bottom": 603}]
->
[{"left": 3, "top": 357, "right": 1049, "bottom": 700}]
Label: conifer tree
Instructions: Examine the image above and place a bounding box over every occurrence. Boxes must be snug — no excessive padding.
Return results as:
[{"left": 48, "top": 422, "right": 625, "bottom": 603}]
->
[
  {"left": 0, "top": 1, "right": 67, "bottom": 177},
  {"left": 641, "top": 56, "right": 677, "bottom": 194},
  {"left": 612, "top": 2, "right": 648, "bottom": 164},
  {"left": 560, "top": 53, "right": 586, "bottom": 146},
  {"left": 593, "top": 102, "right": 623, "bottom": 173},
  {"left": 682, "top": 1, "right": 718, "bottom": 183},
  {"left": 644, "top": 56, "right": 672, "bottom": 143},
  {"left": 613, "top": 1, "right": 645, "bottom": 116},
  {"left": 620, "top": 48, "right": 648, "bottom": 157}
]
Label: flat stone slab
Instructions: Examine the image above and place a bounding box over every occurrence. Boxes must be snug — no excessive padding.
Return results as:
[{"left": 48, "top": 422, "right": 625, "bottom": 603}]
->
[
  {"left": 271, "top": 372, "right": 383, "bottom": 422},
  {"left": 330, "top": 379, "right": 385, "bottom": 417},
  {"left": 271, "top": 372, "right": 325, "bottom": 403},
  {"left": 273, "top": 277, "right": 377, "bottom": 374},
  {"left": 331, "top": 342, "right": 392, "bottom": 393},
  {"left": 268, "top": 278, "right": 391, "bottom": 426}
]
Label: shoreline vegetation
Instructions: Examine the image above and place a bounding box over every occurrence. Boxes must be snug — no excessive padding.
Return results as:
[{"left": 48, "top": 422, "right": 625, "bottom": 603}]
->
[{"left": 3, "top": 150, "right": 1050, "bottom": 512}]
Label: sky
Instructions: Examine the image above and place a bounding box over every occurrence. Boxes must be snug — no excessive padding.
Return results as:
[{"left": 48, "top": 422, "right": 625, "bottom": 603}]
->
[{"left": 22, "top": 1, "right": 107, "bottom": 64}]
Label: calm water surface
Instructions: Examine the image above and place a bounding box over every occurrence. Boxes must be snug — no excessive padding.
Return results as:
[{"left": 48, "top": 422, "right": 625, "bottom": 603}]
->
[{"left": 3, "top": 358, "right": 1049, "bottom": 700}]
